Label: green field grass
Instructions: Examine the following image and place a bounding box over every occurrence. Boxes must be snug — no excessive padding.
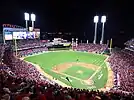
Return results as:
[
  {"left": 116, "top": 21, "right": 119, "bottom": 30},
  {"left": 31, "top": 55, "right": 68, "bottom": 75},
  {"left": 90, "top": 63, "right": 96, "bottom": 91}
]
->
[{"left": 24, "top": 51, "right": 108, "bottom": 90}]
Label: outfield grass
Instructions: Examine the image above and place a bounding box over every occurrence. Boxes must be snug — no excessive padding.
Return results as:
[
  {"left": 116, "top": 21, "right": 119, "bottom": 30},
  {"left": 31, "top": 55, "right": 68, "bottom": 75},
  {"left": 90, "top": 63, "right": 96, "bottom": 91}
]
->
[{"left": 24, "top": 51, "right": 108, "bottom": 90}]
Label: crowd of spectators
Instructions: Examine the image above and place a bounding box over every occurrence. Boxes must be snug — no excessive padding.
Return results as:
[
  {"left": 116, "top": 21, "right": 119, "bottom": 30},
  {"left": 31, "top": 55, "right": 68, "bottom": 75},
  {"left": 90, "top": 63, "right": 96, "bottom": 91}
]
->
[
  {"left": 0, "top": 42, "right": 134, "bottom": 99},
  {"left": 10, "top": 58, "right": 53, "bottom": 85},
  {"left": 73, "top": 43, "right": 107, "bottom": 53},
  {"left": 6, "top": 39, "right": 47, "bottom": 50},
  {"left": 17, "top": 47, "right": 48, "bottom": 57},
  {"left": 124, "top": 38, "right": 134, "bottom": 51},
  {"left": 5, "top": 39, "right": 49, "bottom": 57},
  {"left": 1, "top": 70, "right": 134, "bottom": 100},
  {"left": 124, "top": 38, "right": 134, "bottom": 46},
  {"left": 108, "top": 49, "right": 134, "bottom": 92}
]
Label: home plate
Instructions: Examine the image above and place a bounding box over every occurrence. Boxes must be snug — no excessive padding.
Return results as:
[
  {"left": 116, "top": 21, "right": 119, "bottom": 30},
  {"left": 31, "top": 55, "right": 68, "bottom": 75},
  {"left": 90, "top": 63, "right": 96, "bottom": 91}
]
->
[{"left": 84, "top": 79, "right": 94, "bottom": 85}]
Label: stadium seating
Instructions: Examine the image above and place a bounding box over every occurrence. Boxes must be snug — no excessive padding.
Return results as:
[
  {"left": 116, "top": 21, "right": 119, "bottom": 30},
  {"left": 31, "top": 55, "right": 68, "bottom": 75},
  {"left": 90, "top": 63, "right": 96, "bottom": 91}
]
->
[
  {"left": 124, "top": 38, "right": 134, "bottom": 51},
  {"left": 108, "top": 49, "right": 134, "bottom": 92},
  {"left": 0, "top": 69, "right": 134, "bottom": 99},
  {"left": 17, "top": 47, "right": 48, "bottom": 57},
  {"left": 73, "top": 43, "right": 107, "bottom": 53},
  {"left": 0, "top": 42, "right": 134, "bottom": 100},
  {"left": 6, "top": 39, "right": 47, "bottom": 50}
]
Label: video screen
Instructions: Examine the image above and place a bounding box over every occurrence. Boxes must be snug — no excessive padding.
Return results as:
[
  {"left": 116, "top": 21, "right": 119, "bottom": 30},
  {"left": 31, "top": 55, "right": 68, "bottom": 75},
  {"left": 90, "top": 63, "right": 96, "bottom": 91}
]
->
[
  {"left": 3, "top": 27, "right": 40, "bottom": 40},
  {"left": 35, "top": 32, "right": 40, "bottom": 38},
  {"left": 34, "top": 28, "right": 40, "bottom": 38},
  {"left": 27, "top": 32, "right": 35, "bottom": 39},
  {"left": 13, "top": 32, "right": 35, "bottom": 39},
  {"left": 4, "top": 32, "right": 13, "bottom": 40}
]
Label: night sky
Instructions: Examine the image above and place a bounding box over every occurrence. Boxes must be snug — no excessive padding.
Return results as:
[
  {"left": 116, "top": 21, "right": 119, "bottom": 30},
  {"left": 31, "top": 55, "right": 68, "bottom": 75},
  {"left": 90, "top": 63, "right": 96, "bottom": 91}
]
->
[{"left": 0, "top": 0, "right": 134, "bottom": 47}]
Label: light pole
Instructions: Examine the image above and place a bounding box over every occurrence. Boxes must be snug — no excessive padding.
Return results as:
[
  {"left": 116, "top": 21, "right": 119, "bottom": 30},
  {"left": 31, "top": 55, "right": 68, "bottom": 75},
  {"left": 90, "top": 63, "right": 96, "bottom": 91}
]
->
[
  {"left": 93, "top": 16, "right": 99, "bottom": 44},
  {"left": 100, "top": 16, "right": 106, "bottom": 44},
  {"left": 31, "top": 13, "right": 36, "bottom": 30},
  {"left": 24, "top": 13, "right": 29, "bottom": 30},
  {"left": 87, "top": 40, "right": 89, "bottom": 44},
  {"left": 72, "top": 38, "right": 74, "bottom": 50},
  {"left": 76, "top": 38, "right": 78, "bottom": 47}
]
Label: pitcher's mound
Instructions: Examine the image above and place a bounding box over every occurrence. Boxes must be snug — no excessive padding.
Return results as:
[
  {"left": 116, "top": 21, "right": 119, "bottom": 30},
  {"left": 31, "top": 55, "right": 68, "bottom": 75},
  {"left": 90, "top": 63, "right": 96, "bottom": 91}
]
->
[{"left": 76, "top": 70, "right": 83, "bottom": 74}]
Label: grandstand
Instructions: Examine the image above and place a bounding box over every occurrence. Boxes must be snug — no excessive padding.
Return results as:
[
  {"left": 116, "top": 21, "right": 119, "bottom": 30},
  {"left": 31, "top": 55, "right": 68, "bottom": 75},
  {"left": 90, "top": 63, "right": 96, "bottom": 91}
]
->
[
  {"left": 125, "top": 38, "right": 134, "bottom": 51},
  {"left": 0, "top": 35, "right": 134, "bottom": 99}
]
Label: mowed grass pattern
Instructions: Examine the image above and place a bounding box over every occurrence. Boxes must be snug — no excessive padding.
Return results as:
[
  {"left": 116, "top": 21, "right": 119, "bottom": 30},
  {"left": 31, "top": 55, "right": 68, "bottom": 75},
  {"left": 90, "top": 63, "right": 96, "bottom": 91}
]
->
[{"left": 24, "top": 51, "right": 108, "bottom": 90}]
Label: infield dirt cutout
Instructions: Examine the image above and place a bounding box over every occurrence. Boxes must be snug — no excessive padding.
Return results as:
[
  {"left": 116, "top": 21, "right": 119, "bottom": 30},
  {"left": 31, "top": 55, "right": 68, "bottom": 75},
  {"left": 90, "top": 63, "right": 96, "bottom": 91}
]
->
[
  {"left": 52, "top": 62, "right": 98, "bottom": 72},
  {"left": 52, "top": 62, "right": 99, "bottom": 86},
  {"left": 26, "top": 60, "right": 114, "bottom": 90}
]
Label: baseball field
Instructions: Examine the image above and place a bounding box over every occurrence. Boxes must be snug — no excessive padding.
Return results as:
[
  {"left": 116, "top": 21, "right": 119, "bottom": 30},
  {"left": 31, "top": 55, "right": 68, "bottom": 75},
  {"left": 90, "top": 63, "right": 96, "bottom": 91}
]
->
[{"left": 24, "top": 51, "right": 113, "bottom": 90}]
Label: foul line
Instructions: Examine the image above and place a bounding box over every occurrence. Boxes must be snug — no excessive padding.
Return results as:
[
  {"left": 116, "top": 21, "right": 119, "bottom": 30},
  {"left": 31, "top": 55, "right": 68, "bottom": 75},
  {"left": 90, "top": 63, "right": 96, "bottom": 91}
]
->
[
  {"left": 89, "top": 67, "right": 101, "bottom": 80},
  {"left": 88, "top": 62, "right": 105, "bottom": 80},
  {"left": 24, "top": 60, "right": 70, "bottom": 87},
  {"left": 52, "top": 70, "right": 89, "bottom": 85},
  {"left": 52, "top": 70, "right": 83, "bottom": 81}
]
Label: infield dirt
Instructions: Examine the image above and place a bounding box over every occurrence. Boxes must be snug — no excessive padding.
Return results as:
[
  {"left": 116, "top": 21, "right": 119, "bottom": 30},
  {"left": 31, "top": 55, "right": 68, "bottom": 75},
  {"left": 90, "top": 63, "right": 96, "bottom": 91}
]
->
[{"left": 52, "top": 62, "right": 98, "bottom": 72}]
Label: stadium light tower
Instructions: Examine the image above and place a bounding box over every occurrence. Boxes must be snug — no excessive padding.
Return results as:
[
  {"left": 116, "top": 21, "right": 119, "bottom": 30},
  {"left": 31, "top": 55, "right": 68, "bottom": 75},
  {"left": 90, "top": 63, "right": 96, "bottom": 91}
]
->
[
  {"left": 24, "top": 13, "right": 29, "bottom": 30},
  {"left": 93, "top": 16, "right": 99, "bottom": 44},
  {"left": 100, "top": 16, "right": 106, "bottom": 44},
  {"left": 31, "top": 13, "right": 36, "bottom": 30}
]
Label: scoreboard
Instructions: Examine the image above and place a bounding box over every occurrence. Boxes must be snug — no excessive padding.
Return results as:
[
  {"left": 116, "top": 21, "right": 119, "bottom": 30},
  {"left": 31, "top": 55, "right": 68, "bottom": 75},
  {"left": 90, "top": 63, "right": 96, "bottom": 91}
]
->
[
  {"left": 13, "top": 32, "right": 35, "bottom": 39},
  {"left": 3, "top": 27, "right": 40, "bottom": 40}
]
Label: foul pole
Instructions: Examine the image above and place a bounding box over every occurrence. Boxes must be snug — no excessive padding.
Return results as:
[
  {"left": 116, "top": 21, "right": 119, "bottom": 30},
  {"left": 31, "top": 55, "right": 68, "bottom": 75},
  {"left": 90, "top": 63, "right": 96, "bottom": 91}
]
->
[
  {"left": 13, "top": 38, "right": 18, "bottom": 56},
  {"left": 110, "top": 38, "right": 112, "bottom": 53}
]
